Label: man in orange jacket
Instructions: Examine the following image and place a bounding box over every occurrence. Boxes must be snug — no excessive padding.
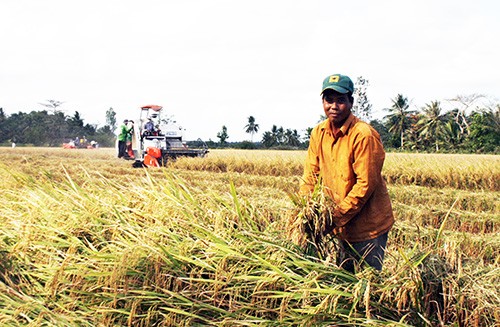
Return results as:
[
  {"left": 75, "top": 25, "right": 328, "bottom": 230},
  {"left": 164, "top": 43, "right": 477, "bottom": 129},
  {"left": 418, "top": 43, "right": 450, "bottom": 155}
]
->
[{"left": 300, "top": 73, "right": 394, "bottom": 273}]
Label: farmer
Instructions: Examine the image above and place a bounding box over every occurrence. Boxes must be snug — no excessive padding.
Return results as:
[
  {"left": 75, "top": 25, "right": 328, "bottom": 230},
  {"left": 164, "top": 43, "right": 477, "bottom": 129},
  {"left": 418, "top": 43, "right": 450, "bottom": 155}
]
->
[
  {"left": 117, "top": 119, "right": 132, "bottom": 158},
  {"left": 144, "top": 118, "right": 155, "bottom": 136},
  {"left": 126, "top": 120, "right": 135, "bottom": 158},
  {"left": 299, "top": 73, "right": 394, "bottom": 273}
]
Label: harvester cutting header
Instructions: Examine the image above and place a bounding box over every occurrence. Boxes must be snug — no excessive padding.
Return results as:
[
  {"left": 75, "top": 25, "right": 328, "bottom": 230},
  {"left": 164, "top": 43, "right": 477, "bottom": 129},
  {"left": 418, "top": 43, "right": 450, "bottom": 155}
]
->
[{"left": 130, "top": 105, "right": 208, "bottom": 167}]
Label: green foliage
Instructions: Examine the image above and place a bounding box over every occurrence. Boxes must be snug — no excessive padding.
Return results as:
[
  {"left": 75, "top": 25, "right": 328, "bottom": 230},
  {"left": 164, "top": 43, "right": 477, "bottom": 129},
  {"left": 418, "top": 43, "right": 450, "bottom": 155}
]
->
[
  {"left": 2, "top": 93, "right": 499, "bottom": 153},
  {"left": 380, "top": 96, "right": 499, "bottom": 154},
  {"left": 244, "top": 115, "right": 259, "bottom": 142},
  {"left": 369, "top": 119, "right": 395, "bottom": 148},
  {"left": 0, "top": 110, "right": 115, "bottom": 147},
  {"left": 239, "top": 140, "right": 258, "bottom": 149},
  {"left": 216, "top": 125, "right": 229, "bottom": 143},
  {"left": 414, "top": 101, "right": 448, "bottom": 151},
  {"left": 261, "top": 125, "right": 302, "bottom": 148},
  {"left": 467, "top": 107, "right": 500, "bottom": 152},
  {"left": 384, "top": 94, "right": 415, "bottom": 149},
  {"left": 105, "top": 107, "right": 117, "bottom": 131}
]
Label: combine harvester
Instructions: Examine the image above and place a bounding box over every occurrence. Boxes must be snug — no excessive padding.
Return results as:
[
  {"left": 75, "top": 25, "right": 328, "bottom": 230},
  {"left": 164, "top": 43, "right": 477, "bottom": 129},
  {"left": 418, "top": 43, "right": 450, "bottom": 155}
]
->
[{"left": 130, "top": 105, "right": 208, "bottom": 167}]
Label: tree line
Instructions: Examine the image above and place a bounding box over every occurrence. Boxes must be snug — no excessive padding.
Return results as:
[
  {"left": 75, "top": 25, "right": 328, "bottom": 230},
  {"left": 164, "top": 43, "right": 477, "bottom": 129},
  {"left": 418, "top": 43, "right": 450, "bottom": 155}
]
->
[
  {"left": 371, "top": 94, "right": 499, "bottom": 153},
  {"left": 1, "top": 90, "right": 499, "bottom": 153},
  {"left": 0, "top": 103, "right": 118, "bottom": 147},
  {"left": 215, "top": 87, "right": 499, "bottom": 153}
]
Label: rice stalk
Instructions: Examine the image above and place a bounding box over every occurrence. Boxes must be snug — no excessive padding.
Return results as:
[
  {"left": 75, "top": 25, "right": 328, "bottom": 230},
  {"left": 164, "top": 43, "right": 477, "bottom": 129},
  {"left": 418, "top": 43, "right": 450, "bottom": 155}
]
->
[
  {"left": 287, "top": 182, "right": 337, "bottom": 261},
  {"left": 0, "top": 149, "right": 499, "bottom": 326}
]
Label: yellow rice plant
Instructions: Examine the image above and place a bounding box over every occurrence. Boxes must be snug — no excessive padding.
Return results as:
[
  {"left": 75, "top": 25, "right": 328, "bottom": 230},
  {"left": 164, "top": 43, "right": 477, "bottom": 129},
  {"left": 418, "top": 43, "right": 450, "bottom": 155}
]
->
[
  {"left": 287, "top": 180, "right": 337, "bottom": 261},
  {"left": 0, "top": 165, "right": 392, "bottom": 326},
  {"left": 383, "top": 153, "right": 500, "bottom": 191},
  {"left": 0, "top": 147, "right": 499, "bottom": 326},
  {"left": 171, "top": 149, "right": 304, "bottom": 177}
]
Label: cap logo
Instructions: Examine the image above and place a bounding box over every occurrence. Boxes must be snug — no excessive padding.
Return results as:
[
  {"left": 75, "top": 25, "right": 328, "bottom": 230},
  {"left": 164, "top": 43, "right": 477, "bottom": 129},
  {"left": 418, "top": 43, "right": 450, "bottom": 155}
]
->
[{"left": 329, "top": 75, "right": 340, "bottom": 83}]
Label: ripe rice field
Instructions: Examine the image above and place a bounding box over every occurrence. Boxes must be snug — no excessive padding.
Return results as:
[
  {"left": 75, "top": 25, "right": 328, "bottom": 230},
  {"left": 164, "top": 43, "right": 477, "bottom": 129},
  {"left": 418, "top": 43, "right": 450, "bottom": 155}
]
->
[{"left": 0, "top": 147, "right": 498, "bottom": 326}]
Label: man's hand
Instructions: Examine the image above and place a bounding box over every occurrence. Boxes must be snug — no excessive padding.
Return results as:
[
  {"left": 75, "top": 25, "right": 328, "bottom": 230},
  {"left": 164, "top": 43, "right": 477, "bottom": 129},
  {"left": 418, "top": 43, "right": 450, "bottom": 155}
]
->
[
  {"left": 322, "top": 208, "right": 337, "bottom": 234},
  {"left": 324, "top": 208, "right": 344, "bottom": 235}
]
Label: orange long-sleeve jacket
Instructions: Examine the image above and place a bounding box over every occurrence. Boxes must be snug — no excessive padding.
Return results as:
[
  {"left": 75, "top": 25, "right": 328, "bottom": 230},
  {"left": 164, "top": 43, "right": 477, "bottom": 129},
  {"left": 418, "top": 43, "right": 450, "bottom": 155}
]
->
[{"left": 300, "top": 113, "right": 394, "bottom": 243}]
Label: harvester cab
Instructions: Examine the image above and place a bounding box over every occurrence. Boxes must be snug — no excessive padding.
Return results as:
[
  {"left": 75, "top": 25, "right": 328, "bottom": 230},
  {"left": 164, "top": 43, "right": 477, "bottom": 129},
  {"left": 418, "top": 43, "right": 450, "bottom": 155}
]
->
[{"left": 131, "top": 105, "right": 208, "bottom": 168}]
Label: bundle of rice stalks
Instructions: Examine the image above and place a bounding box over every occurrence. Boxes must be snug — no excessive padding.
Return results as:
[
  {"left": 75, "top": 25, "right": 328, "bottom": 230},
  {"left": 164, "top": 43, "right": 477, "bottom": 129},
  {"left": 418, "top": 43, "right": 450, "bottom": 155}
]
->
[{"left": 288, "top": 184, "right": 337, "bottom": 260}]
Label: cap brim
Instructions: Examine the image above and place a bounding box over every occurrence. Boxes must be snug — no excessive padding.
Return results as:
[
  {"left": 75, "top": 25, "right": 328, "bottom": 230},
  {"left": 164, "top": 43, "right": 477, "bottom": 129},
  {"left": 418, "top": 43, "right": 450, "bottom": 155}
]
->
[{"left": 320, "top": 86, "right": 350, "bottom": 95}]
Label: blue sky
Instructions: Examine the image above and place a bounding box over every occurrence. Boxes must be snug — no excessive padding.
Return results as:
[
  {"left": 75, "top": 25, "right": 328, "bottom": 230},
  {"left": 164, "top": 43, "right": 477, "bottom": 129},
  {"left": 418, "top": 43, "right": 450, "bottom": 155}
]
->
[{"left": 1, "top": 0, "right": 499, "bottom": 141}]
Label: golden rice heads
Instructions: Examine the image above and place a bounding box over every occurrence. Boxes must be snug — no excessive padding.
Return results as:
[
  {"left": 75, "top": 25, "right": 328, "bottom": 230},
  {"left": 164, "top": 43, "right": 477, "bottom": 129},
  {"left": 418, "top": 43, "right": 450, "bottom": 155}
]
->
[{"left": 288, "top": 191, "right": 336, "bottom": 249}]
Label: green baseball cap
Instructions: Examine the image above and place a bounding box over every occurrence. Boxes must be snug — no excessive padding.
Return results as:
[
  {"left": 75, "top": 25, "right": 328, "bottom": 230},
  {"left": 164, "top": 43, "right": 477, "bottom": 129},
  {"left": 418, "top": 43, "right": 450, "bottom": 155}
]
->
[{"left": 321, "top": 74, "right": 354, "bottom": 94}]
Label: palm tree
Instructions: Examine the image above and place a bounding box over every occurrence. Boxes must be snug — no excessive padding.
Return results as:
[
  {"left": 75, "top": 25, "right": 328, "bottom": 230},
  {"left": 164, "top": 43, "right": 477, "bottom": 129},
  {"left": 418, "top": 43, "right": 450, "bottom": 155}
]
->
[
  {"left": 442, "top": 119, "right": 463, "bottom": 150},
  {"left": 244, "top": 116, "right": 259, "bottom": 142},
  {"left": 480, "top": 105, "right": 500, "bottom": 135},
  {"left": 285, "top": 129, "right": 301, "bottom": 147},
  {"left": 416, "top": 101, "right": 448, "bottom": 151},
  {"left": 384, "top": 94, "right": 414, "bottom": 149},
  {"left": 262, "top": 131, "right": 276, "bottom": 148}
]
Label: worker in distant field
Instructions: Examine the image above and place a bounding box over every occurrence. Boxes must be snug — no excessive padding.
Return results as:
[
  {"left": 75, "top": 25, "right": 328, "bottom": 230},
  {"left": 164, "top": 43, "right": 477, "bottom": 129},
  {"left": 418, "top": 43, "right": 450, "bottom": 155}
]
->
[
  {"left": 144, "top": 118, "right": 155, "bottom": 136},
  {"left": 299, "top": 73, "right": 394, "bottom": 273},
  {"left": 126, "top": 120, "right": 135, "bottom": 158},
  {"left": 117, "top": 119, "right": 132, "bottom": 158}
]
